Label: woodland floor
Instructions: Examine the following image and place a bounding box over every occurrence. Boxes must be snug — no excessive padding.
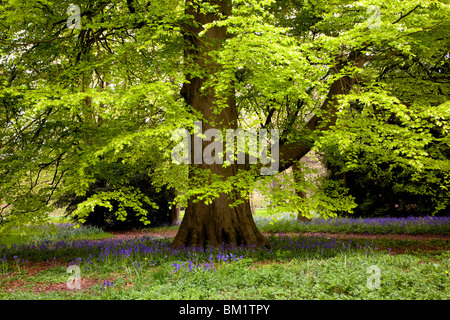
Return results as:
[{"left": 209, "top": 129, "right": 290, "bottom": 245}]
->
[
  {"left": 108, "top": 229, "right": 450, "bottom": 242},
  {"left": 2, "top": 229, "right": 448, "bottom": 295},
  {"left": 107, "top": 229, "right": 450, "bottom": 255}
]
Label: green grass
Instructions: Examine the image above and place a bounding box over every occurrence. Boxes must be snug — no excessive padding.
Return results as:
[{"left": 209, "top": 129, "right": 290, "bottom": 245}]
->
[
  {"left": 1, "top": 248, "right": 448, "bottom": 300},
  {"left": 0, "top": 222, "right": 112, "bottom": 248},
  {"left": 254, "top": 208, "right": 269, "bottom": 216}
]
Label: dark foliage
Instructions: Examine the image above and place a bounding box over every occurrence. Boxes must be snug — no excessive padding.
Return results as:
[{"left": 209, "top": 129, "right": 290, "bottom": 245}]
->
[
  {"left": 322, "top": 157, "right": 448, "bottom": 218},
  {"left": 55, "top": 172, "right": 175, "bottom": 231}
]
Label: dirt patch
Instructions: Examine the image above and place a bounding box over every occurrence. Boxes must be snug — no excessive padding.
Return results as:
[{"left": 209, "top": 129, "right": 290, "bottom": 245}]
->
[
  {"left": 275, "top": 232, "right": 450, "bottom": 241},
  {"left": 107, "top": 229, "right": 450, "bottom": 242},
  {"left": 108, "top": 229, "right": 450, "bottom": 241},
  {"left": 22, "top": 260, "right": 64, "bottom": 276},
  {"left": 1, "top": 259, "right": 102, "bottom": 294},
  {"left": 2, "top": 272, "right": 102, "bottom": 294},
  {"left": 6, "top": 278, "right": 100, "bottom": 294},
  {"left": 108, "top": 229, "right": 178, "bottom": 240}
]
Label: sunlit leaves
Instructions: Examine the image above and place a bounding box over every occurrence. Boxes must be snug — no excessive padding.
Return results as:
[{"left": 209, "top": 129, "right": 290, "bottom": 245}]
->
[{"left": 1, "top": 0, "right": 449, "bottom": 230}]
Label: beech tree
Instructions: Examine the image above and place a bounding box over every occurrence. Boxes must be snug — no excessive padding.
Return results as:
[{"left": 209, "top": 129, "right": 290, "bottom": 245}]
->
[{"left": 1, "top": 0, "right": 448, "bottom": 248}]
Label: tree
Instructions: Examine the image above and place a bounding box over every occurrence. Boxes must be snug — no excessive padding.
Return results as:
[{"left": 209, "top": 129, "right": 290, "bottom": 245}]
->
[
  {"left": 0, "top": 0, "right": 188, "bottom": 229},
  {"left": 168, "top": 0, "right": 450, "bottom": 246},
  {"left": 319, "top": 48, "right": 450, "bottom": 217},
  {"left": 170, "top": 0, "right": 269, "bottom": 247},
  {"left": 1, "top": 0, "right": 449, "bottom": 248}
]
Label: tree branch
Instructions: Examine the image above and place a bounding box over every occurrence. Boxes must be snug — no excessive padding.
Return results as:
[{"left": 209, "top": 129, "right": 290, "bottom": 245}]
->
[
  {"left": 277, "top": 49, "right": 372, "bottom": 172},
  {"left": 392, "top": 5, "right": 420, "bottom": 25}
]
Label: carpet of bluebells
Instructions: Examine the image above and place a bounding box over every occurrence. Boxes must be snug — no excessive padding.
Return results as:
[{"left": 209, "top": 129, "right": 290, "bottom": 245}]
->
[
  {"left": 1, "top": 215, "right": 448, "bottom": 276},
  {"left": 0, "top": 232, "right": 375, "bottom": 276},
  {"left": 256, "top": 215, "right": 450, "bottom": 235},
  {"left": 0, "top": 225, "right": 376, "bottom": 298}
]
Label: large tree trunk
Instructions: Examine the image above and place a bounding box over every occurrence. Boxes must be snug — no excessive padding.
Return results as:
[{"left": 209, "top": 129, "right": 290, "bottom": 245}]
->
[
  {"left": 171, "top": 0, "right": 268, "bottom": 248},
  {"left": 172, "top": 192, "right": 267, "bottom": 248}
]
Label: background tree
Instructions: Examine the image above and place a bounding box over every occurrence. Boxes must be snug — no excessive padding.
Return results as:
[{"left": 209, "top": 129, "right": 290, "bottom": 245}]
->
[
  {"left": 0, "top": 0, "right": 189, "bottom": 229},
  {"left": 319, "top": 47, "right": 450, "bottom": 217}
]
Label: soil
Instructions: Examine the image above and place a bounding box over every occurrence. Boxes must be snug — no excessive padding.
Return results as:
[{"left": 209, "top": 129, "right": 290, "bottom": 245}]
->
[{"left": 108, "top": 229, "right": 179, "bottom": 240}]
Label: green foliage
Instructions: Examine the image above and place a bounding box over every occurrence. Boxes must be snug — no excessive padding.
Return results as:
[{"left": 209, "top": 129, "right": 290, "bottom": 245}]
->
[
  {"left": 1, "top": 0, "right": 449, "bottom": 231},
  {"left": 317, "top": 76, "right": 450, "bottom": 216},
  {"left": 0, "top": 0, "right": 190, "bottom": 230}
]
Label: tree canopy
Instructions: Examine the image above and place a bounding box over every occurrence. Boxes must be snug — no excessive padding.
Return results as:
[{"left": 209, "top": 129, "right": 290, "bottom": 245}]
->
[{"left": 1, "top": 0, "right": 449, "bottom": 246}]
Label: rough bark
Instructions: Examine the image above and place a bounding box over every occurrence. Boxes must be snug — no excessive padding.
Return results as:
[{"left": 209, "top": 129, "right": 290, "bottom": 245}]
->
[
  {"left": 172, "top": 193, "right": 267, "bottom": 248},
  {"left": 250, "top": 193, "right": 256, "bottom": 215}
]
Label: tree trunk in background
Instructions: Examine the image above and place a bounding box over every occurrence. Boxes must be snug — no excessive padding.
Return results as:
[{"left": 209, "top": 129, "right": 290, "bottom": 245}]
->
[
  {"left": 171, "top": 0, "right": 267, "bottom": 248},
  {"left": 343, "top": 172, "right": 348, "bottom": 218},
  {"left": 292, "top": 161, "right": 310, "bottom": 222},
  {"left": 250, "top": 193, "right": 256, "bottom": 215},
  {"left": 171, "top": 203, "right": 180, "bottom": 225}
]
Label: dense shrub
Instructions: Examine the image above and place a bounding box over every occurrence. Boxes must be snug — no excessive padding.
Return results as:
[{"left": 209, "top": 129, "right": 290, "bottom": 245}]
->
[
  {"left": 56, "top": 172, "right": 175, "bottom": 231},
  {"left": 320, "top": 148, "right": 449, "bottom": 218}
]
